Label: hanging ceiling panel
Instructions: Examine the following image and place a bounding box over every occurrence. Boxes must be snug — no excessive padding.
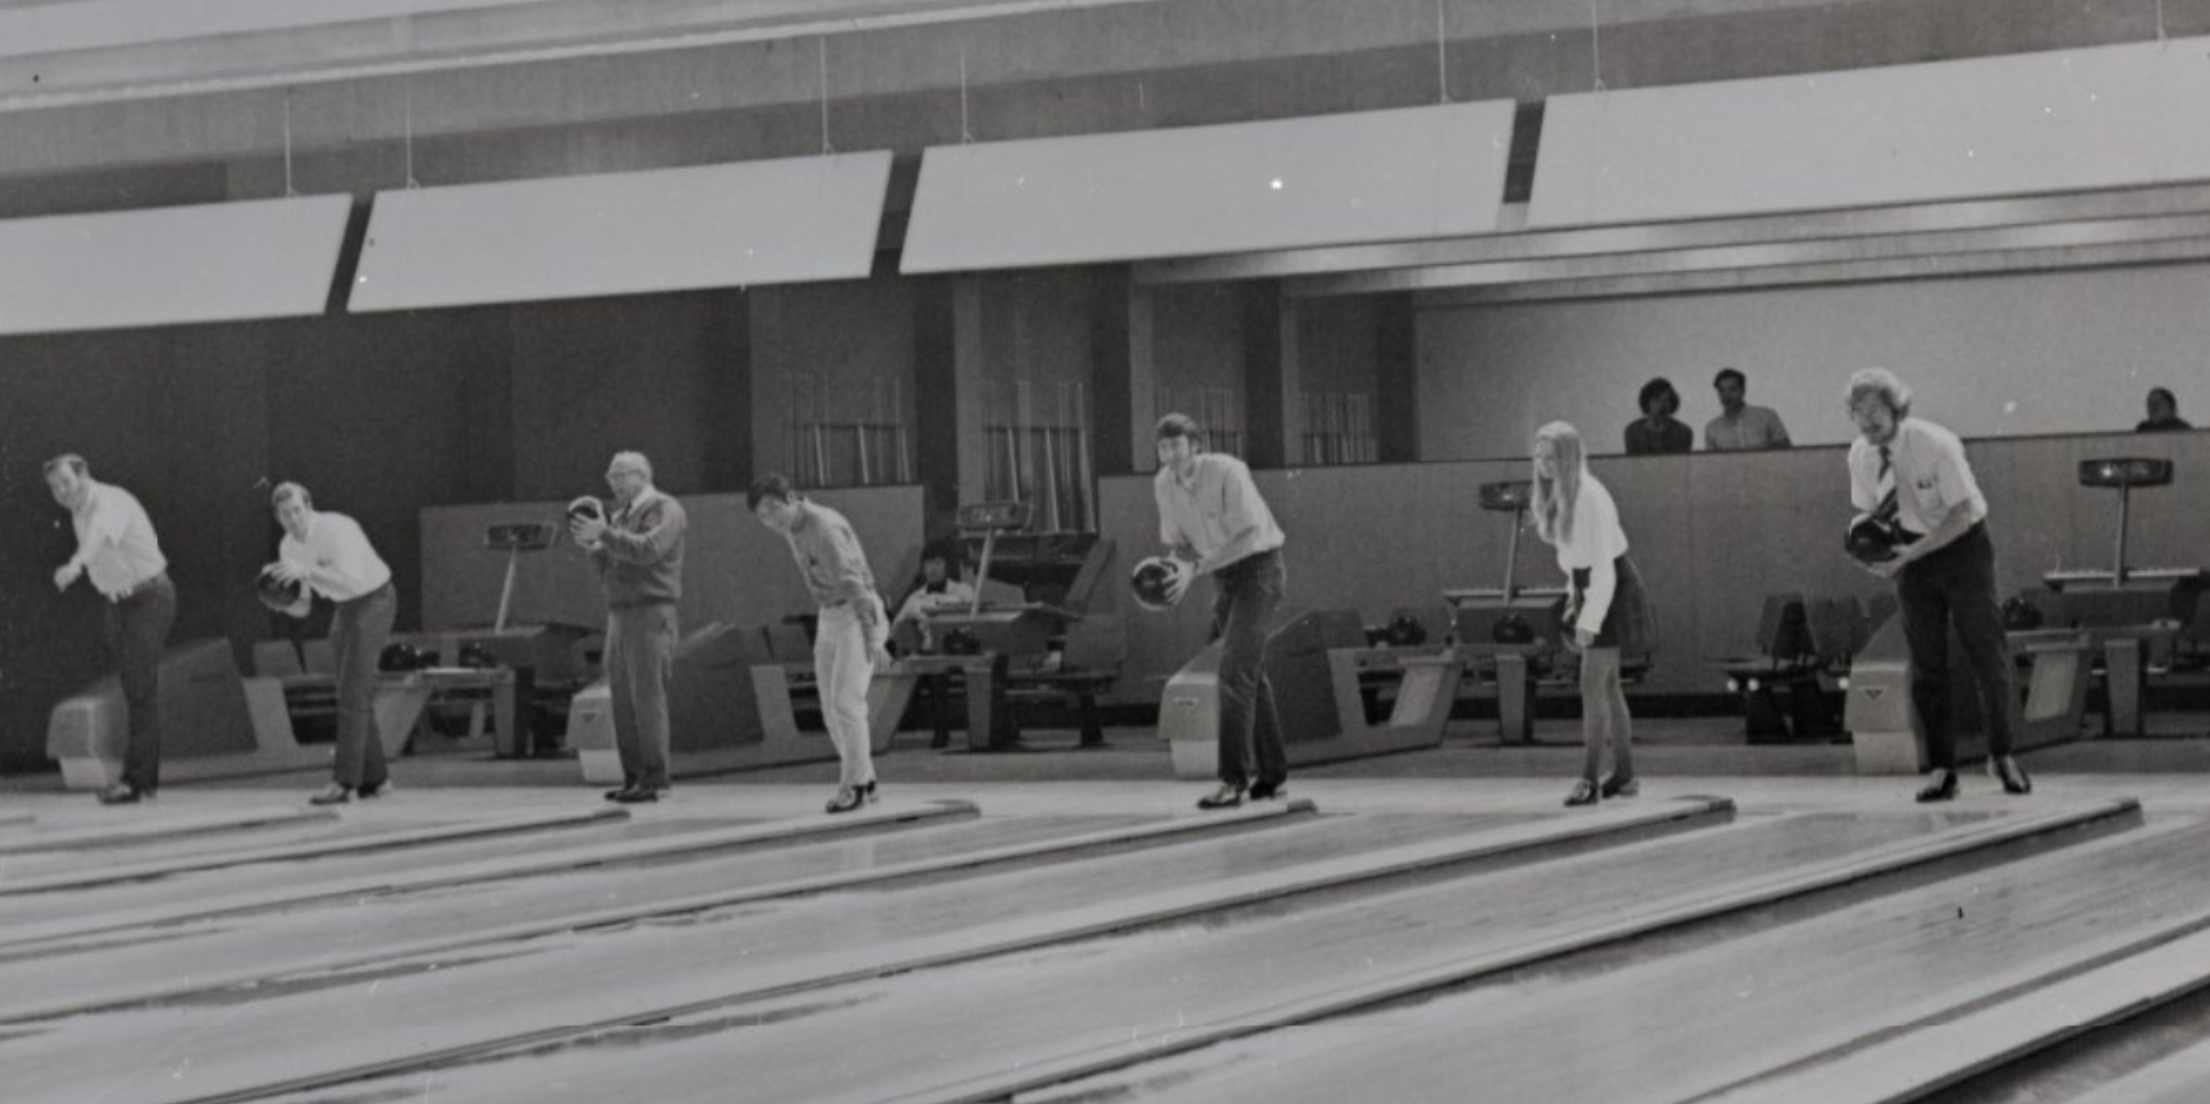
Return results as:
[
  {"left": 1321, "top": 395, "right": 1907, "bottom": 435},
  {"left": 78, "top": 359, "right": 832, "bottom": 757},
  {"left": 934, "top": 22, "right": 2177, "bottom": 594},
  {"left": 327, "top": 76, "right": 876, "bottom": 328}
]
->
[
  {"left": 1531, "top": 35, "right": 2210, "bottom": 228},
  {"left": 348, "top": 152, "right": 890, "bottom": 312},
  {"left": 0, "top": 194, "right": 350, "bottom": 336},
  {"left": 900, "top": 101, "right": 1516, "bottom": 274}
]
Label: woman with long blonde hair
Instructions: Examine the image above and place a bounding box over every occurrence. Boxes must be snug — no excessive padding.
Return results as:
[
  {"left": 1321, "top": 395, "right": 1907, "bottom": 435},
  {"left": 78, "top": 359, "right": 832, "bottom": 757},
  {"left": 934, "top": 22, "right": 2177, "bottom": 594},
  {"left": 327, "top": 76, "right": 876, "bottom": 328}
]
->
[{"left": 1531, "top": 422, "right": 1655, "bottom": 806}]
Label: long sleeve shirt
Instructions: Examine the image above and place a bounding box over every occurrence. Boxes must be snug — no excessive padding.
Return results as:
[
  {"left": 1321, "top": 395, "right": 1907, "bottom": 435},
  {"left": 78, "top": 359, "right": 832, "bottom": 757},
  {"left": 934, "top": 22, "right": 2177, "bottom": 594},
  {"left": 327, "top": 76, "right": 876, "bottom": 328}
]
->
[
  {"left": 278, "top": 512, "right": 391, "bottom": 602},
  {"left": 68, "top": 480, "right": 167, "bottom": 599},
  {"left": 784, "top": 501, "right": 878, "bottom": 608},
  {"left": 1551, "top": 474, "right": 1631, "bottom": 638},
  {"left": 1153, "top": 453, "right": 1285, "bottom": 573},
  {"left": 589, "top": 488, "right": 687, "bottom": 607}
]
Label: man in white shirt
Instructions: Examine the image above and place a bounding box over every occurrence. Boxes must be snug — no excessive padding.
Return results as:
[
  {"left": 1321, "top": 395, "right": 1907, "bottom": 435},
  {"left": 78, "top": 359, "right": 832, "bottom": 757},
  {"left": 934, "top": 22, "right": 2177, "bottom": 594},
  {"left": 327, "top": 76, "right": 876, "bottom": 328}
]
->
[
  {"left": 1845, "top": 368, "right": 2029, "bottom": 803},
  {"left": 46, "top": 454, "right": 175, "bottom": 805},
  {"left": 1706, "top": 368, "right": 1793, "bottom": 451},
  {"left": 1152, "top": 413, "right": 1289, "bottom": 810},
  {"left": 267, "top": 482, "right": 398, "bottom": 805}
]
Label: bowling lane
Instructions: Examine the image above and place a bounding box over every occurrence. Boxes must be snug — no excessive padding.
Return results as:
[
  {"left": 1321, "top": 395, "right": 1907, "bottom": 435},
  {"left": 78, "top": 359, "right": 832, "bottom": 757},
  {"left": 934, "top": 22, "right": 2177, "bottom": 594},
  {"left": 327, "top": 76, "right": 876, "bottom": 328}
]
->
[
  {"left": 233, "top": 810, "right": 1971, "bottom": 1104},
  {"left": 0, "top": 811, "right": 683, "bottom": 931},
  {"left": 2046, "top": 1039, "right": 2210, "bottom": 1104},
  {"left": 1010, "top": 818, "right": 2210, "bottom": 1104},
  {"left": 0, "top": 807, "right": 633, "bottom": 892},
  {"left": 0, "top": 811, "right": 1546, "bottom": 1104},
  {"left": 0, "top": 811, "right": 1160, "bottom": 1018}
]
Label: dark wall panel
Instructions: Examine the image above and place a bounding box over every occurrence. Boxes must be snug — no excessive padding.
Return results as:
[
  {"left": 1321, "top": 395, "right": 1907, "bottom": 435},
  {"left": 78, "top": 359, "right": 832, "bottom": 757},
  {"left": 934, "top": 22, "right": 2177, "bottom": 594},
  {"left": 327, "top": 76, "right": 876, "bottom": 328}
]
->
[{"left": 508, "top": 289, "right": 749, "bottom": 501}]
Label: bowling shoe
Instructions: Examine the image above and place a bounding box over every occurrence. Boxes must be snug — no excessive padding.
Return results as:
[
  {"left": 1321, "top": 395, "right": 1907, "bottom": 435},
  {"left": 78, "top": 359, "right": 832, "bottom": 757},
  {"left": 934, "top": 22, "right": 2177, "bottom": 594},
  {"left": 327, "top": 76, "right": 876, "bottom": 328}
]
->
[
  {"left": 96, "top": 783, "right": 153, "bottom": 805},
  {"left": 310, "top": 783, "right": 355, "bottom": 806},
  {"left": 1197, "top": 784, "right": 1246, "bottom": 810},
  {"left": 1563, "top": 779, "right": 1599, "bottom": 807},
  {"left": 1599, "top": 775, "right": 1639, "bottom": 799},
  {"left": 1247, "top": 780, "right": 1287, "bottom": 801},
  {"left": 357, "top": 779, "right": 394, "bottom": 800},
  {"left": 826, "top": 785, "right": 866, "bottom": 814},
  {"left": 612, "top": 786, "right": 666, "bottom": 805},
  {"left": 1991, "top": 755, "right": 2032, "bottom": 796},
  {"left": 1915, "top": 769, "right": 1959, "bottom": 803}
]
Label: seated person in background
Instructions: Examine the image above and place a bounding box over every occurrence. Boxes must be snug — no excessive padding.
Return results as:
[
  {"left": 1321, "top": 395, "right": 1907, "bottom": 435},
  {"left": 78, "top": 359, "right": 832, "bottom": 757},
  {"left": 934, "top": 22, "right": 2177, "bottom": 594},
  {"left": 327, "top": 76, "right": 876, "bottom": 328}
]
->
[
  {"left": 1624, "top": 377, "right": 1693, "bottom": 455},
  {"left": 890, "top": 543, "right": 977, "bottom": 653},
  {"left": 1705, "top": 367, "right": 1793, "bottom": 451},
  {"left": 2138, "top": 387, "right": 2192, "bottom": 432}
]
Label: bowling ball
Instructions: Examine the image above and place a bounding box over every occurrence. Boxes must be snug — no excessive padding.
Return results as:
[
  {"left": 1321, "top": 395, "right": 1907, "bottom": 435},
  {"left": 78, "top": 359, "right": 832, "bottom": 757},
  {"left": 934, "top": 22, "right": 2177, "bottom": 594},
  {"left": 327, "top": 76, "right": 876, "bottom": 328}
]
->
[
  {"left": 1846, "top": 515, "right": 1903, "bottom": 564},
  {"left": 1492, "top": 613, "right": 1536, "bottom": 645},
  {"left": 940, "top": 628, "right": 983, "bottom": 656},
  {"left": 379, "top": 642, "right": 430, "bottom": 672},
  {"left": 1129, "top": 556, "right": 1182, "bottom": 612},
  {"left": 567, "top": 496, "right": 605, "bottom": 525},
  {"left": 1384, "top": 613, "right": 1428, "bottom": 648},
  {"left": 255, "top": 565, "right": 305, "bottom": 614},
  {"left": 2001, "top": 595, "right": 2045, "bottom": 632},
  {"left": 457, "top": 641, "right": 498, "bottom": 669}
]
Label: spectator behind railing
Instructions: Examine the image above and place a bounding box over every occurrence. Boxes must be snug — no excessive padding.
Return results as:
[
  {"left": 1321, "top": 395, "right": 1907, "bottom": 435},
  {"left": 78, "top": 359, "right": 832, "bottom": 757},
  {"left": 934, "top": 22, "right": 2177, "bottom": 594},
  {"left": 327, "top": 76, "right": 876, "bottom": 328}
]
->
[
  {"left": 1624, "top": 376, "right": 1694, "bottom": 456},
  {"left": 1705, "top": 367, "right": 1794, "bottom": 451},
  {"left": 2138, "top": 387, "right": 2193, "bottom": 433}
]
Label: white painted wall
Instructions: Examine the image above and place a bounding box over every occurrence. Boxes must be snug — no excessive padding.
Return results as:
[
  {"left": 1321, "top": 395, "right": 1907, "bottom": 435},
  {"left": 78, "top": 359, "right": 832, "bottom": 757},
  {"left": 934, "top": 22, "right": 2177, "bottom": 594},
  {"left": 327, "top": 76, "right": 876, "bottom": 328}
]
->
[{"left": 1416, "top": 261, "right": 2210, "bottom": 459}]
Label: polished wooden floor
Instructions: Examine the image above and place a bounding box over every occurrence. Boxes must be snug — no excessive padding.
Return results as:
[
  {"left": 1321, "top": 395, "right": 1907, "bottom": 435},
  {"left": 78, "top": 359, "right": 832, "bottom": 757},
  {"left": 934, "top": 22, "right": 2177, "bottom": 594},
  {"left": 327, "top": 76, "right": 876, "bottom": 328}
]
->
[{"left": 6, "top": 734, "right": 2210, "bottom": 1104}]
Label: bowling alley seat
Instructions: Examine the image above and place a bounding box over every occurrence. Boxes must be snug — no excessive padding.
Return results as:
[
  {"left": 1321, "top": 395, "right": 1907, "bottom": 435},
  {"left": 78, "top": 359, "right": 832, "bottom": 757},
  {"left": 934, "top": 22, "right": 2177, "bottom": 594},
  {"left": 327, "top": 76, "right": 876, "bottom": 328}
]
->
[
  {"left": 1710, "top": 593, "right": 1838, "bottom": 742},
  {"left": 1004, "top": 616, "right": 1126, "bottom": 746},
  {"left": 252, "top": 639, "right": 339, "bottom": 737}
]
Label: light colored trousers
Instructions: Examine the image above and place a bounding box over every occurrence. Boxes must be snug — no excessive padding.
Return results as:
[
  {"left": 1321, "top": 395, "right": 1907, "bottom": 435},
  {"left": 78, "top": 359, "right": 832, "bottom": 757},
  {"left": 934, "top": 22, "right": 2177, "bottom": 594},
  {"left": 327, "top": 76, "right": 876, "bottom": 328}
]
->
[{"left": 815, "top": 597, "right": 885, "bottom": 787}]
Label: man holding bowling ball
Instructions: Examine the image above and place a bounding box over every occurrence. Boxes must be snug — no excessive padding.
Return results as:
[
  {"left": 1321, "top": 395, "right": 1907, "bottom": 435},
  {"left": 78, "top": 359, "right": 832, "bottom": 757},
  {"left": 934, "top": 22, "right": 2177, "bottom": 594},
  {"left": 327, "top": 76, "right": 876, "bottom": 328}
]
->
[
  {"left": 266, "top": 482, "right": 397, "bottom": 805},
  {"left": 1845, "top": 368, "right": 2029, "bottom": 803},
  {"left": 1151, "top": 413, "right": 1289, "bottom": 811},
  {"left": 572, "top": 451, "right": 687, "bottom": 804},
  {"left": 46, "top": 454, "right": 174, "bottom": 805}
]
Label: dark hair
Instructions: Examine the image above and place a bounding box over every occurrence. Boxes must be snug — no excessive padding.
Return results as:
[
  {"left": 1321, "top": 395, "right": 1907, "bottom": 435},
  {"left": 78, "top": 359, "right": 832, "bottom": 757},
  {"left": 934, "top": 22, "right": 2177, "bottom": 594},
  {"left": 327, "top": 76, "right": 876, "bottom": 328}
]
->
[
  {"left": 42, "top": 454, "right": 89, "bottom": 479},
  {"left": 920, "top": 540, "right": 964, "bottom": 579},
  {"left": 1154, "top": 412, "right": 1203, "bottom": 443},
  {"left": 1638, "top": 377, "right": 1679, "bottom": 416},
  {"left": 746, "top": 473, "right": 796, "bottom": 512},
  {"left": 1713, "top": 368, "right": 1746, "bottom": 390},
  {"left": 270, "top": 481, "right": 312, "bottom": 510},
  {"left": 2149, "top": 387, "right": 2178, "bottom": 409}
]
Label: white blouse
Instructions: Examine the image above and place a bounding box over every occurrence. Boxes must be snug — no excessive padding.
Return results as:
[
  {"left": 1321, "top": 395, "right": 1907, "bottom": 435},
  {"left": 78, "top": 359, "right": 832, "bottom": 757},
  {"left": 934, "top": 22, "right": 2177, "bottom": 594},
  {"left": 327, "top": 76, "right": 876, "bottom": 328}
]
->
[{"left": 1551, "top": 474, "right": 1630, "bottom": 638}]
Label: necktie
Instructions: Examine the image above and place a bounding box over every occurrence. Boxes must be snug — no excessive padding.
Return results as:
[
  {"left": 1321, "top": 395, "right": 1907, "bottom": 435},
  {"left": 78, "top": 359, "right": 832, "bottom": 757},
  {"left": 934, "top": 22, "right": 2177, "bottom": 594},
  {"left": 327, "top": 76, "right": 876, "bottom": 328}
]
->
[{"left": 1874, "top": 445, "right": 1899, "bottom": 524}]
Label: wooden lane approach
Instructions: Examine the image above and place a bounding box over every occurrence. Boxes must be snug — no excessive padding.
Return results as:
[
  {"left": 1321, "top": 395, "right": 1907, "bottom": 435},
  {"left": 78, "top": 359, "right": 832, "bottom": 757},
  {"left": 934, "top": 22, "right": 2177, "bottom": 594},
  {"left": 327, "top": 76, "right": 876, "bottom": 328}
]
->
[
  {"left": 0, "top": 800, "right": 1728, "bottom": 1104},
  {"left": 0, "top": 807, "right": 334, "bottom": 856},
  {"left": 0, "top": 807, "right": 628, "bottom": 896},
  {"left": 0, "top": 800, "right": 1304, "bottom": 1023},
  {"left": 228, "top": 799, "right": 2138, "bottom": 1104},
  {"left": 0, "top": 800, "right": 977, "bottom": 951},
  {"left": 1020, "top": 800, "right": 2186, "bottom": 1104}
]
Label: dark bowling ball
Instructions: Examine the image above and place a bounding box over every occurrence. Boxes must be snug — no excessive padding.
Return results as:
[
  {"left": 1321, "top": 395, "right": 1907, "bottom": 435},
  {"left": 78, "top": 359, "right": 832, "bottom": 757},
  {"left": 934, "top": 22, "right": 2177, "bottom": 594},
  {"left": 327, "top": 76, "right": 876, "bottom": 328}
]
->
[
  {"left": 256, "top": 565, "right": 304, "bottom": 614},
  {"left": 1129, "top": 556, "right": 1180, "bottom": 612},
  {"left": 940, "top": 628, "right": 983, "bottom": 656},
  {"left": 457, "top": 641, "right": 498, "bottom": 669},
  {"left": 1492, "top": 613, "right": 1536, "bottom": 645},
  {"left": 1846, "top": 516, "right": 1903, "bottom": 564},
  {"left": 2001, "top": 595, "right": 2045, "bottom": 632},
  {"left": 379, "top": 642, "right": 428, "bottom": 672},
  {"left": 567, "top": 496, "right": 605, "bottom": 524},
  {"left": 1385, "top": 613, "right": 1428, "bottom": 648}
]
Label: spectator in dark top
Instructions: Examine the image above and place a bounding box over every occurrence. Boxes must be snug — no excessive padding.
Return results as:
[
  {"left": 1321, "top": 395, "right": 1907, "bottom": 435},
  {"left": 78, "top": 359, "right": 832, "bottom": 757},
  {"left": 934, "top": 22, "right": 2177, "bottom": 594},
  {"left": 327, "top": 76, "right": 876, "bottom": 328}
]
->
[
  {"left": 2138, "top": 387, "right": 2192, "bottom": 432},
  {"left": 1624, "top": 377, "right": 1693, "bottom": 455}
]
